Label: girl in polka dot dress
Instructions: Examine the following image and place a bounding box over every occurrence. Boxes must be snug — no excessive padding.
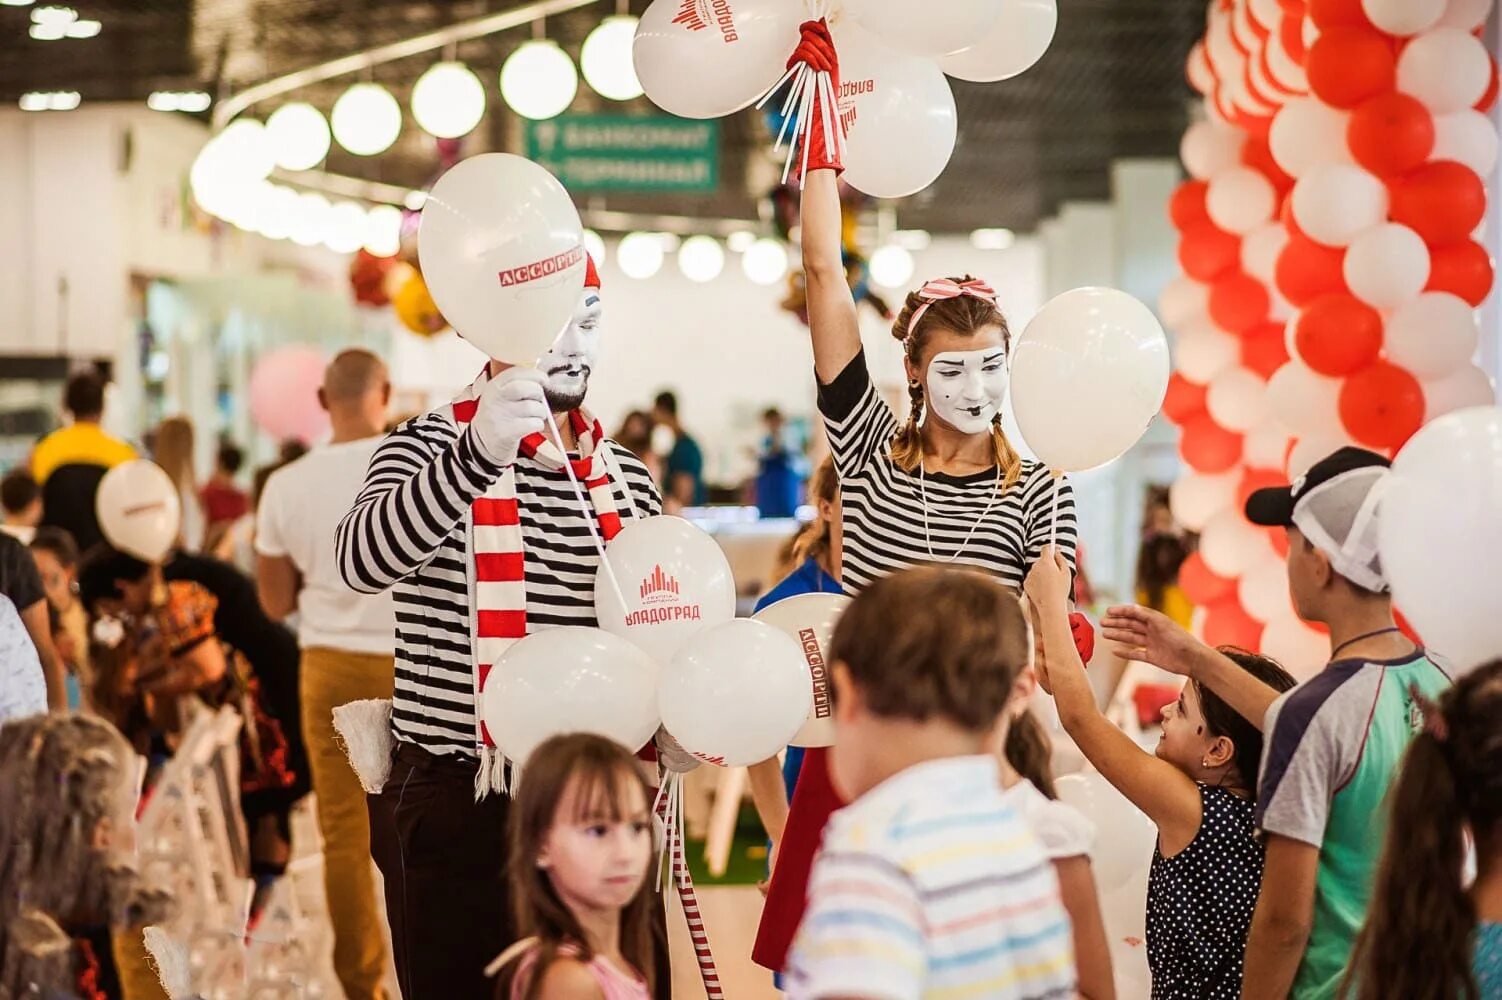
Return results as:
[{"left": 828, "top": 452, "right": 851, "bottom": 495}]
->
[{"left": 1027, "top": 551, "right": 1297, "bottom": 999}]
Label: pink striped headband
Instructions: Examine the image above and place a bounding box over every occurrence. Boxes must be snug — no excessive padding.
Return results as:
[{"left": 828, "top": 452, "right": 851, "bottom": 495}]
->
[{"left": 906, "top": 277, "right": 998, "bottom": 339}]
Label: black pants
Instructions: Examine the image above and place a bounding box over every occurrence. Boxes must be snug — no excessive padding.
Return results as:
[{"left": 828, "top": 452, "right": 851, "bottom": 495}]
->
[{"left": 369, "top": 743, "right": 672, "bottom": 1000}]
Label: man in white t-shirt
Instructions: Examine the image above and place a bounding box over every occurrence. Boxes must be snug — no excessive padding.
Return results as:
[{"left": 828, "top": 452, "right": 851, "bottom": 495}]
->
[{"left": 256, "top": 349, "right": 396, "bottom": 1000}]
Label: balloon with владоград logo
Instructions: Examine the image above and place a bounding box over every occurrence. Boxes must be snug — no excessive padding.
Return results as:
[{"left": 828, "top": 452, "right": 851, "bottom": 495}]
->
[
  {"left": 417, "top": 153, "right": 584, "bottom": 364},
  {"left": 750, "top": 592, "right": 851, "bottom": 748},
  {"left": 96, "top": 460, "right": 181, "bottom": 563},
  {"left": 632, "top": 0, "right": 802, "bottom": 119},
  {"left": 594, "top": 515, "right": 736, "bottom": 664},
  {"left": 658, "top": 619, "right": 814, "bottom": 768}
]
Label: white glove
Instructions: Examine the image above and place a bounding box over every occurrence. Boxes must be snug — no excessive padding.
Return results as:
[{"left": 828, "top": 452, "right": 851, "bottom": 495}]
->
[{"left": 470, "top": 367, "right": 549, "bottom": 466}]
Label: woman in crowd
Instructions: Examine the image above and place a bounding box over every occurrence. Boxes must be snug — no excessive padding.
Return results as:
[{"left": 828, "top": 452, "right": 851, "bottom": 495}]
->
[
  {"left": 1344, "top": 659, "right": 1502, "bottom": 1000},
  {"left": 613, "top": 410, "right": 663, "bottom": 485},
  {"left": 30, "top": 527, "right": 91, "bottom": 710},
  {"left": 153, "top": 416, "right": 204, "bottom": 552},
  {"left": 1136, "top": 529, "right": 1192, "bottom": 629}
]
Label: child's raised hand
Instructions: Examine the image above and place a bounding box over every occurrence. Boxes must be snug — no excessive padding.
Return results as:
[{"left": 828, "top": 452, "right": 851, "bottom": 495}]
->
[
  {"left": 1024, "top": 545, "right": 1073, "bottom": 612},
  {"left": 1101, "top": 604, "right": 1202, "bottom": 676}
]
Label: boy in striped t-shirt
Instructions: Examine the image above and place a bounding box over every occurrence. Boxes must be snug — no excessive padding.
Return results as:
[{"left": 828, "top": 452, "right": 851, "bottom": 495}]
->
[{"left": 784, "top": 566, "right": 1076, "bottom": 1000}]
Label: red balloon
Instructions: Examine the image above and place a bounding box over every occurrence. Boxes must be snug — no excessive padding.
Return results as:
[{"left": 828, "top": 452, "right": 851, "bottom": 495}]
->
[
  {"left": 1294, "top": 294, "right": 1384, "bottom": 376},
  {"left": 1347, "top": 93, "right": 1435, "bottom": 176},
  {"left": 1394, "top": 608, "right": 1422, "bottom": 646},
  {"left": 1204, "top": 597, "right": 1266, "bottom": 650},
  {"left": 1180, "top": 413, "right": 1245, "bottom": 473},
  {"left": 1209, "top": 272, "right": 1271, "bottom": 334},
  {"left": 1389, "top": 161, "right": 1487, "bottom": 248},
  {"left": 1277, "top": 0, "right": 1305, "bottom": 11},
  {"left": 1479, "top": 56, "right": 1499, "bottom": 114},
  {"left": 1241, "top": 323, "right": 1291, "bottom": 379},
  {"left": 1179, "top": 552, "right": 1236, "bottom": 607},
  {"left": 1426, "top": 239, "right": 1495, "bottom": 306},
  {"left": 1241, "top": 134, "right": 1294, "bottom": 193},
  {"left": 1307, "top": 0, "right": 1369, "bottom": 28},
  {"left": 1238, "top": 468, "right": 1290, "bottom": 513},
  {"left": 1276, "top": 233, "right": 1347, "bottom": 306},
  {"left": 1279, "top": 15, "right": 1307, "bottom": 64},
  {"left": 1170, "top": 180, "right": 1212, "bottom": 231},
  {"left": 1306, "top": 28, "right": 1396, "bottom": 109},
  {"left": 1339, "top": 362, "right": 1425, "bottom": 451},
  {"left": 1179, "top": 224, "right": 1243, "bottom": 283},
  {"left": 1163, "top": 373, "right": 1210, "bottom": 425}
]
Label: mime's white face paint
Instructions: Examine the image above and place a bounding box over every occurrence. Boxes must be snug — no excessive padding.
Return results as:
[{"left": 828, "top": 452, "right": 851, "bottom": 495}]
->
[
  {"left": 539, "top": 288, "right": 602, "bottom": 410},
  {"left": 925, "top": 347, "right": 1008, "bottom": 434}
]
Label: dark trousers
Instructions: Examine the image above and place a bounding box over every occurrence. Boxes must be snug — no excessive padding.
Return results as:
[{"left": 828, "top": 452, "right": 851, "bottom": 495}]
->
[{"left": 368, "top": 742, "right": 673, "bottom": 1000}]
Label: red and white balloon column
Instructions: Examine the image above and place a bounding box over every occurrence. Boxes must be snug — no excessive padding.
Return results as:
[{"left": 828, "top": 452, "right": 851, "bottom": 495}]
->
[{"left": 1162, "top": 0, "right": 1499, "bottom": 672}]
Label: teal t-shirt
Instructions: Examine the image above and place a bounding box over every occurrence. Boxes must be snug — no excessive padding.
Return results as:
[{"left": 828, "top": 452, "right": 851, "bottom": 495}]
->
[
  {"left": 1256, "top": 651, "right": 1452, "bottom": 1000},
  {"left": 666, "top": 433, "right": 706, "bottom": 506},
  {"left": 1476, "top": 922, "right": 1502, "bottom": 998}
]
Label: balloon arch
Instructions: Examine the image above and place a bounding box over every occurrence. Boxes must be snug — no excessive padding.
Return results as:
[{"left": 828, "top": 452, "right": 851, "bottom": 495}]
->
[{"left": 1160, "top": 0, "right": 1498, "bottom": 672}]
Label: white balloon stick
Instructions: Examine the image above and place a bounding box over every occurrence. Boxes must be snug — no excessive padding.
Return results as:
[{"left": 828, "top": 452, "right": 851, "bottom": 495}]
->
[{"left": 543, "top": 406, "right": 628, "bottom": 611}]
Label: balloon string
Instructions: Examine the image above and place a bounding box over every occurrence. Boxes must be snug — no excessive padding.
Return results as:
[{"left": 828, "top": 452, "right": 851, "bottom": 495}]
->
[
  {"left": 544, "top": 407, "right": 628, "bottom": 611},
  {"left": 1048, "top": 470, "right": 1061, "bottom": 552}
]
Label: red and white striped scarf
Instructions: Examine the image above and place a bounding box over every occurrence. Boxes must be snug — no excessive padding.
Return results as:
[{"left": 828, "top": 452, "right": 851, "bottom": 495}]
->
[{"left": 448, "top": 366, "right": 625, "bottom": 796}]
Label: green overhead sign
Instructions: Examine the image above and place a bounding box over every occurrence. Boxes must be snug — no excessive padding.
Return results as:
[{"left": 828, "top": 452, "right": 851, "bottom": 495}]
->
[{"left": 525, "top": 114, "right": 720, "bottom": 193}]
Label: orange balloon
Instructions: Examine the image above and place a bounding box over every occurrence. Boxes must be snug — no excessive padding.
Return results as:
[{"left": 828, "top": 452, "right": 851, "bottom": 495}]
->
[
  {"left": 1163, "top": 373, "right": 1210, "bottom": 426},
  {"left": 1306, "top": 27, "right": 1395, "bottom": 110},
  {"left": 1170, "top": 181, "right": 1212, "bottom": 231},
  {"left": 1204, "top": 597, "right": 1265, "bottom": 650},
  {"left": 1210, "top": 272, "right": 1271, "bottom": 334},
  {"left": 1307, "top": 0, "right": 1369, "bottom": 29},
  {"left": 1389, "top": 161, "right": 1486, "bottom": 248},
  {"left": 1241, "top": 323, "right": 1291, "bottom": 379},
  {"left": 1238, "top": 468, "right": 1290, "bottom": 512},
  {"left": 1347, "top": 93, "right": 1434, "bottom": 177},
  {"left": 1426, "top": 239, "right": 1494, "bottom": 307},
  {"left": 393, "top": 273, "right": 450, "bottom": 338},
  {"left": 1179, "top": 224, "right": 1243, "bottom": 283},
  {"left": 1294, "top": 294, "right": 1383, "bottom": 376},
  {"left": 1339, "top": 362, "right": 1425, "bottom": 451},
  {"left": 1180, "top": 413, "right": 1245, "bottom": 473},
  {"left": 1276, "top": 233, "right": 1347, "bottom": 306},
  {"left": 1179, "top": 552, "right": 1236, "bottom": 607}
]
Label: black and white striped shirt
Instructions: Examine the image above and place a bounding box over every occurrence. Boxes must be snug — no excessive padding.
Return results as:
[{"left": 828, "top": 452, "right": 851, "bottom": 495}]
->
[
  {"left": 336, "top": 411, "right": 661, "bottom": 758},
  {"left": 819, "top": 352, "right": 1078, "bottom": 594}
]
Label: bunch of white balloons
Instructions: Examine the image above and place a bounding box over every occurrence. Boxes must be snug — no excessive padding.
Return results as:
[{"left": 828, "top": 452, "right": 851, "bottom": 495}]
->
[{"left": 631, "top": 0, "right": 1058, "bottom": 198}]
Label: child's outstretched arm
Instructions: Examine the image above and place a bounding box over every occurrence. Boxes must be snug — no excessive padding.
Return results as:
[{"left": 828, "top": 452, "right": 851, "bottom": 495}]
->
[
  {"left": 1101, "top": 604, "right": 1283, "bottom": 731},
  {"left": 1024, "top": 549, "right": 1200, "bottom": 841}
]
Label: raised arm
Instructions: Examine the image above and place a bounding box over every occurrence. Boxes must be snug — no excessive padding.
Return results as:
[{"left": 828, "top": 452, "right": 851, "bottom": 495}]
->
[
  {"left": 1025, "top": 551, "right": 1201, "bottom": 841},
  {"left": 803, "top": 169, "right": 862, "bottom": 384}
]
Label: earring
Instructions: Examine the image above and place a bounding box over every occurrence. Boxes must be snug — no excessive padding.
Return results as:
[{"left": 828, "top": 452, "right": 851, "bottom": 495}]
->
[{"left": 908, "top": 379, "right": 920, "bottom": 389}]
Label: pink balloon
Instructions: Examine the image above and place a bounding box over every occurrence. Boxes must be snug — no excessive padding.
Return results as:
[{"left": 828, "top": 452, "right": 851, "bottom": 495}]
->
[{"left": 249, "top": 346, "right": 329, "bottom": 444}]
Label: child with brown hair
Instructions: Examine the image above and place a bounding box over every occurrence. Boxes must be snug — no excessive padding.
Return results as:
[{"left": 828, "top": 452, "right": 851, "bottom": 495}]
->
[
  {"left": 495, "top": 733, "right": 661, "bottom": 1000},
  {"left": 1343, "top": 659, "right": 1502, "bottom": 1000},
  {"left": 784, "top": 565, "right": 1075, "bottom": 999}
]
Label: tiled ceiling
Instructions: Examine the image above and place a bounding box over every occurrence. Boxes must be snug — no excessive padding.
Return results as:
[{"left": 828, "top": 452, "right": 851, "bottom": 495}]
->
[{"left": 0, "top": 0, "right": 1204, "bottom": 231}]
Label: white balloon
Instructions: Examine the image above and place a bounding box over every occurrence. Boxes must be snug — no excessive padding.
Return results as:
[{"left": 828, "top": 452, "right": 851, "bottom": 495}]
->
[
  {"left": 835, "top": 22, "right": 959, "bottom": 199},
  {"left": 1248, "top": 0, "right": 1283, "bottom": 30},
  {"left": 851, "top": 0, "right": 1006, "bottom": 58},
  {"left": 1438, "top": 0, "right": 1494, "bottom": 31},
  {"left": 1239, "top": 555, "right": 1296, "bottom": 624},
  {"left": 1361, "top": 0, "right": 1445, "bottom": 35},
  {"left": 1187, "top": 42, "right": 1215, "bottom": 95},
  {"left": 1208, "top": 367, "right": 1271, "bottom": 433},
  {"left": 1291, "top": 163, "right": 1389, "bottom": 247},
  {"left": 937, "top": 0, "right": 1057, "bottom": 82},
  {"left": 632, "top": 0, "right": 802, "bottom": 119},
  {"left": 1245, "top": 420, "right": 1294, "bottom": 470},
  {"left": 1169, "top": 470, "right": 1240, "bottom": 532},
  {"left": 1181, "top": 119, "right": 1246, "bottom": 180},
  {"left": 1422, "top": 364, "right": 1497, "bottom": 421},
  {"left": 1176, "top": 326, "right": 1241, "bottom": 384},
  {"left": 1200, "top": 507, "right": 1274, "bottom": 578},
  {"left": 1264, "top": 28, "right": 1310, "bottom": 95},
  {"left": 1241, "top": 223, "right": 1289, "bottom": 285},
  {"left": 1384, "top": 293, "right": 1480, "bottom": 378},
  {"left": 1433, "top": 109, "right": 1500, "bottom": 176},
  {"left": 1343, "top": 224, "right": 1431, "bottom": 310},
  {"left": 96, "top": 461, "right": 181, "bottom": 563},
  {"left": 1207, "top": 167, "right": 1278, "bottom": 236},
  {"left": 480, "top": 627, "right": 659, "bottom": 767},
  {"left": 1380, "top": 406, "right": 1502, "bottom": 673},
  {"left": 659, "top": 619, "right": 813, "bottom": 767},
  {"left": 1159, "top": 276, "right": 1210, "bottom": 332},
  {"left": 1287, "top": 430, "right": 1355, "bottom": 479},
  {"left": 1397, "top": 28, "right": 1492, "bottom": 114},
  {"left": 1267, "top": 361, "right": 1342, "bottom": 435},
  {"left": 1055, "top": 771, "right": 1156, "bottom": 892},
  {"left": 1010, "top": 287, "right": 1171, "bottom": 472},
  {"left": 1269, "top": 98, "right": 1351, "bottom": 178},
  {"left": 1261, "top": 615, "right": 1330, "bottom": 680},
  {"left": 417, "top": 154, "right": 584, "bottom": 363},
  {"left": 750, "top": 593, "right": 850, "bottom": 748},
  {"left": 595, "top": 515, "right": 736, "bottom": 663}
]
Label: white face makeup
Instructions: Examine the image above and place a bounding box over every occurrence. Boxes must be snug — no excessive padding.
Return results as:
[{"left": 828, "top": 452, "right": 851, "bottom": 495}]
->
[
  {"left": 925, "top": 347, "right": 1008, "bottom": 434},
  {"left": 539, "top": 287, "right": 602, "bottom": 411}
]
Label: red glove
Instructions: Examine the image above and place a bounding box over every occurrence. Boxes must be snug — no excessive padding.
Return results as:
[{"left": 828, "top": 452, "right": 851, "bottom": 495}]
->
[
  {"left": 786, "top": 19, "right": 843, "bottom": 176},
  {"left": 1069, "top": 612, "right": 1096, "bottom": 664}
]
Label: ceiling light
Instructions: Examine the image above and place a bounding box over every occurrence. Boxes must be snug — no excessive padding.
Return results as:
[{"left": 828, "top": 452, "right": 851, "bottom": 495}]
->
[
  {"left": 331, "top": 83, "right": 401, "bottom": 156},
  {"left": 500, "top": 40, "right": 577, "bottom": 120},
  {"left": 289, "top": 192, "right": 331, "bottom": 247},
  {"left": 49, "top": 90, "right": 79, "bottom": 110},
  {"left": 265, "top": 101, "right": 330, "bottom": 171},
  {"left": 404, "top": 190, "right": 428, "bottom": 211},
  {"left": 1, "top": 1, "right": 37, "bottom": 7},
  {"left": 28, "top": 22, "right": 64, "bottom": 39},
  {"left": 411, "top": 61, "right": 485, "bottom": 139},
  {"left": 150, "top": 90, "right": 210, "bottom": 113},
  {"left": 63, "top": 18, "right": 97, "bottom": 37},
  {"left": 147, "top": 92, "right": 177, "bottom": 111},
  {"left": 18, "top": 93, "right": 49, "bottom": 111},
  {"left": 678, "top": 235, "right": 724, "bottom": 283},
  {"left": 323, "top": 201, "right": 368, "bottom": 254},
  {"left": 870, "top": 245, "right": 916, "bottom": 288},
  {"left": 970, "top": 227, "right": 1015, "bottom": 250},
  {"left": 727, "top": 230, "right": 756, "bottom": 253},
  {"left": 215, "top": 118, "right": 275, "bottom": 182},
  {"left": 582, "top": 228, "right": 607, "bottom": 266},
  {"left": 617, "top": 231, "right": 664, "bottom": 279},
  {"left": 363, "top": 204, "right": 403, "bottom": 257},
  {"left": 255, "top": 185, "right": 300, "bottom": 241},
  {"left": 581, "top": 15, "right": 643, "bottom": 101},
  {"left": 19, "top": 90, "right": 79, "bottom": 111},
  {"left": 178, "top": 92, "right": 211, "bottom": 113},
  {"left": 742, "top": 238, "right": 789, "bottom": 286},
  {"left": 30, "top": 5, "right": 74, "bottom": 24},
  {"left": 892, "top": 229, "right": 931, "bottom": 250}
]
